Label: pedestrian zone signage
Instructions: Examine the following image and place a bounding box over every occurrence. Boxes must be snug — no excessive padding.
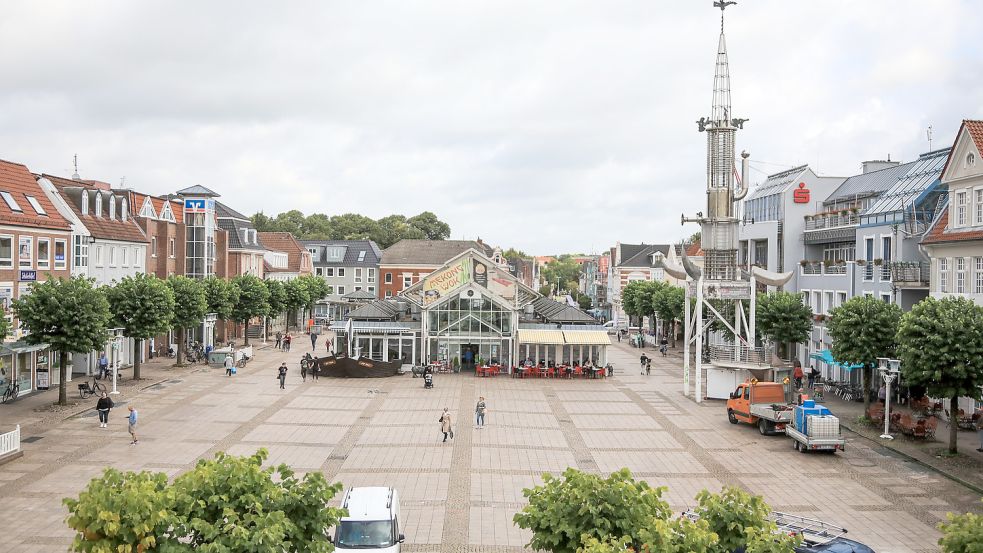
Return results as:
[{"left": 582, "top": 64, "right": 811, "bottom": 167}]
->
[
  {"left": 688, "top": 280, "right": 751, "bottom": 300},
  {"left": 19, "top": 270, "right": 37, "bottom": 282}
]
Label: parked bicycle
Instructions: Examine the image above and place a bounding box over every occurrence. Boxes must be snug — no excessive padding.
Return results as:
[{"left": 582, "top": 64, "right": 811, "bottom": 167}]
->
[
  {"left": 185, "top": 341, "right": 205, "bottom": 363},
  {"left": 1, "top": 381, "right": 21, "bottom": 403},
  {"left": 78, "top": 377, "right": 106, "bottom": 399},
  {"left": 237, "top": 351, "right": 251, "bottom": 368},
  {"left": 157, "top": 344, "right": 175, "bottom": 358}
]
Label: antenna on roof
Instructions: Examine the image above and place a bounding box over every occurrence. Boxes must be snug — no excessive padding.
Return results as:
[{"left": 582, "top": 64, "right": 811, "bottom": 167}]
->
[
  {"left": 72, "top": 154, "right": 81, "bottom": 181},
  {"left": 926, "top": 125, "right": 933, "bottom": 151}
]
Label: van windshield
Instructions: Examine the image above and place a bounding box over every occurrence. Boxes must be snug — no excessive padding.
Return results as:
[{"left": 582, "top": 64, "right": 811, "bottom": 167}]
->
[{"left": 336, "top": 520, "right": 395, "bottom": 549}]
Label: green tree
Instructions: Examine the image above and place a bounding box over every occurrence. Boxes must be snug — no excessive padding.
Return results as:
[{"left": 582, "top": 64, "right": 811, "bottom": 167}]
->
[
  {"left": 231, "top": 275, "right": 270, "bottom": 345},
  {"left": 265, "top": 279, "right": 287, "bottom": 338},
  {"left": 0, "top": 302, "right": 9, "bottom": 341},
  {"left": 502, "top": 247, "right": 528, "bottom": 260},
  {"left": 106, "top": 274, "right": 175, "bottom": 380},
  {"left": 827, "top": 296, "right": 902, "bottom": 413},
  {"left": 756, "top": 291, "right": 813, "bottom": 361},
  {"left": 302, "top": 213, "right": 334, "bottom": 239},
  {"left": 694, "top": 486, "right": 773, "bottom": 553},
  {"left": 375, "top": 214, "right": 425, "bottom": 249},
  {"left": 637, "top": 517, "right": 719, "bottom": 553},
  {"left": 250, "top": 211, "right": 276, "bottom": 232},
  {"left": 166, "top": 276, "right": 207, "bottom": 366},
  {"left": 64, "top": 449, "right": 345, "bottom": 553},
  {"left": 620, "top": 281, "right": 645, "bottom": 327},
  {"left": 513, "top": 468, "right": 671, "bottom": 553},
  {"left": 283, "top": 279, "right": 310, "bottom": 331},
  {"left": 13, "top": 276, "right": 111, "bottom": 405},
  {"left": 939, "top": 502, "right": 983, "bottom": 553},
  {"left": 330, "top": 213, "right": 380, "bottom": 240},
  {"left": 653, "top": 285, "right": 685, "bottom": 347},
  {"left": 542, "top": 258, "right": 583, "bottom": 296},
  {"left": 538, "top": 284, "right": 553, "bottom": 297},
  {"left": 202, "top": 276, "right": 237, "bottom": 322},
  {"left": 299, "top": 275, "right": 331, "bottom": 322},
  {"left": 407, "top": 211, "right": 451, "bottom": 240},
  {"left": 272, "top": 209, "right": 307, "bottom": 236},
  {"left": 897, "top": 296, "right": 983, "bottom": 454}
]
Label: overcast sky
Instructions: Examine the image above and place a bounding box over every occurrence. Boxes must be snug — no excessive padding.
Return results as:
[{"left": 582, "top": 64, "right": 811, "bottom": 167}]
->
[{"left": 1, "top": 1, "right": 981, "bottom": 254}]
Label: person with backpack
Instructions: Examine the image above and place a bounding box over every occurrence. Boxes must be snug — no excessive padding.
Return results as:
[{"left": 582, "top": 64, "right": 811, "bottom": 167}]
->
[
  {"left": 277, "top": 362, "right": 288, "bottom": 389},
  {"left": 639, "top": 353, "right": 649, "bottom": 375}
]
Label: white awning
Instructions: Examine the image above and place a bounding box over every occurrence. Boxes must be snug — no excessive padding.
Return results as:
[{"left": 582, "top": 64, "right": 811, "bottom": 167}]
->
[
  {"left": 562, "top": 331, "right": 611, "bottom": 345},
  {"left": 516, "top": 329, "right": 565, "bottom": 345}
]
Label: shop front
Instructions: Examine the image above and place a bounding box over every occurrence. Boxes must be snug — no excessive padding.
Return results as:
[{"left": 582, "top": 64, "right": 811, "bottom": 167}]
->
[{"left": 0, "top": 341, "right": 53, "bottom": 397}]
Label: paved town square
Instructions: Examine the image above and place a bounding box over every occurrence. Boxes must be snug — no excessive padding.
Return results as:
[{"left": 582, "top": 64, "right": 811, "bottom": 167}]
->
[{"left": 0, "top": 341, "right": 978, "bottom": 553}]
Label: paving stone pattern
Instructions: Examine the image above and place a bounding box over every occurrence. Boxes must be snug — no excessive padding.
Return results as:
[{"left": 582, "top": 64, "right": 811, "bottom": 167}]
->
[{"left": 0, "top": 342, "right": 980, "bottom": 553}]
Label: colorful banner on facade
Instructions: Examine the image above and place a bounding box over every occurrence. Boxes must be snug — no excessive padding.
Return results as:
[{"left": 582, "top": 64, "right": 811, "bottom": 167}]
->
[{"left": 423, "top": 257, "right": 472, "bottom": 305}]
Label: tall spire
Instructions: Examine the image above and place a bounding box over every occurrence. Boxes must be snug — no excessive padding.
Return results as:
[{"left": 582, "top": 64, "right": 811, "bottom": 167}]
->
[{"left": 711, "top": 26, "right": 731, "bottom": 123}]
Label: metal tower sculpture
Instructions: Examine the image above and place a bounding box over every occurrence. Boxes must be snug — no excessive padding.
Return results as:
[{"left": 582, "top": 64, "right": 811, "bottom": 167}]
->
[{"left": 659, "top": 1, "right": 792, "bottom": 402}]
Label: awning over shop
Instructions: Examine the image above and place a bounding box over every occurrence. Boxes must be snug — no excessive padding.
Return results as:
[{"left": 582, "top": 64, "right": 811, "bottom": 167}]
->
[
  {"left": 0, "top": 341, "right": 50, "bottom": 355},
  {"left": 516, "top": 329, "right": 565, "bottom": 345},
  {"left": 810, "top": 349, "right": 863, "bottom": 371},
  {"left": 328, "top": 321, "right": 417, "bottom": 334},
  {"left": 562, "top": 331, "right": 611, "bottom": 345}
]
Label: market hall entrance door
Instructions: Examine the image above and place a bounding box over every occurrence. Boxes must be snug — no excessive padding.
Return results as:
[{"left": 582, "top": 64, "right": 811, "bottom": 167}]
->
[{"left": 460, "top": 344, "right": 477, "bottom": 372}]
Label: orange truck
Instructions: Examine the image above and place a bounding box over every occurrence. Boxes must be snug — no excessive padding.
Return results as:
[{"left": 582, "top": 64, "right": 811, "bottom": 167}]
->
[{"left": 726, "top": 380, "right": 793, "bottom": 435}]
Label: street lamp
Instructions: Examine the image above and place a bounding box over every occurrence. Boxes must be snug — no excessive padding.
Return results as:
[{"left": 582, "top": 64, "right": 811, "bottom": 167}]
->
[
  {"left": 203, "top": 313, "right": 217, "bottom": 351},
  {"left": 109, "top": 328, "right": 124, "bottom": 395},
  {"left": 877, "top": 357, "right": 901, "bottom": 440}
]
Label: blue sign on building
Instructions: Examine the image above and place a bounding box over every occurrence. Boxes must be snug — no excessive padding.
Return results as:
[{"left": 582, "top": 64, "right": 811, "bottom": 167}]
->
[
  {"left": 19, "top": 270, "right": 37, "bottom": 281},
  {"left": 184, "top": 199, "right": 207, "bottom": 212}
]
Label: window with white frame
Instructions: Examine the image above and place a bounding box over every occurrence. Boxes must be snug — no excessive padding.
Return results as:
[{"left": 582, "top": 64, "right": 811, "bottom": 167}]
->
[
  {"left": 955, "top": 191, "right": 968, "bottom": 226},
  {"left": 159, "top": 202, "right": 175, "bottom": 222},
  {"left": 368, "top": 286, "right": 375, "bottom": 294},
  {"left": 74, "top": 235, "right": 88, "bottom": 268},
  {"left": 863, "top": 237, "right": 874, "bottom": 280},
  {"left": 336, "top": 285, "right": 345, "bottom": 295},
  {"left": 385, "top": 290, "right": 393, "bottom": 298},
  {"left": 824, "top": 291, "right": 834, "bottom": 315},
  {"left": 976, "top": 257, "right": 983, "bottom": 294},
  {"left": 315, "top": 267, "right": 323, "bottom": 276},
  {"left": 956, "top": 257, "right": 966, "bottom": 293},
  {"left": 325, "top": 267, "right": 334, "bottom": 277},
  {"left": 812, "top": 291, "right": 821, "bottom": 312},
  {"left": 403, "top": 274, "right": 413, "bottom": 289},
  {"left": 368, "top": 268, "right": 376, "bottom": 283},
  {"left": 37, "top": 238, "right": 51, "bottom": 270},
  {"left": 337, "top": 268, "right": 345, "bottom": 277},
  {"left": 0, "top": 191, "right": 22, "bottom": 212},
  {"left": 385, "top": 272, "right": 392, "bottom": 284},
  {"left": 169, "top": 238, "right": 175, "bottom": 258},
  {"left": 25, "top": 195, "right": 46, "bottom": 216},
  {"left": 121, "top": 247, "right": 129, "bottom": 267},
  {"left": 939, "top": 258, "right": 948, "bottom": 293},
  {"left": 18, "top": 236, "right": 32, "bottom": 268},
  {"left": 880, "top": 293, "right": 891, "bottom": 303},
  {"left": 800, "top": 291, "right": 810, "bottom": 310},
  {"left": 134, "top": 247, "right": 143, "bottom": 267},
  {"left": 139, "top": 197, "right": 155, "bottom": 218},
  {"left": 54, "top": 239, "right": 66, "bottom": 270},
  {"left": 81, "top": 190, "right": 89, "bottom": 215},
  {"left": 837, "top": 291, "right": 847, "bottom": 308},
  {"left": 121, "top": 198, "right": 128, "bottom": 222},
  {"left": 976, "top": 189, "right": 983, "bottom": 225},
  {"left": 0, "top": 235, "right": 12, "bottom": 268},
  {"left": 109, "top": 246, "right": 117, "bottom": 267},
  {"left": 95, "top": 193, "right": 103, "bottom": 217},
  {"left": 151, "top": 236, "right": 157, "bottom": 257}
]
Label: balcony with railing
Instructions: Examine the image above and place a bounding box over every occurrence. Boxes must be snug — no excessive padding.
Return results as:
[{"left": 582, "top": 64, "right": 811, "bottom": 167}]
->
[
  {"left": 709, "top": 343, "right": 775, "bottom": 368},
  {"left": 799, "top": 261, "right": 848, "bottom": 276},
  {"left": 803, "top": 211, "right": 860, "bottom": 244},
  {"left": 889, "top": 261, "right": 930, "bottom": 287}
]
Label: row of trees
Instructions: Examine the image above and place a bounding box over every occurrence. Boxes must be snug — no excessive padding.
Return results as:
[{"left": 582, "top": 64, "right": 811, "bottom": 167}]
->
[
  {"left": 6, "top": 273, "right": 330, "bottom": 406},
  {"left": 620, "top": 281, "right": 685, "bottom": 345},
  {"left": 250, "top": 210, "right": 451, "bottom": 249}
]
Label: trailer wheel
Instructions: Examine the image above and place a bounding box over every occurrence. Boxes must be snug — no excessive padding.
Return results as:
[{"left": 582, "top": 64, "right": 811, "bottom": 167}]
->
[
  {"left": 793, "top": 441, "right": 800, "bottom": 451},
  {"left": 799, "top": 442, "right": 808, "bottom": 453},
  {"left": 727, "top": 410, "right": 738, "bottom": 424},
  {"left": 758, "top": 419, "right": 770, "bottom": 435}
]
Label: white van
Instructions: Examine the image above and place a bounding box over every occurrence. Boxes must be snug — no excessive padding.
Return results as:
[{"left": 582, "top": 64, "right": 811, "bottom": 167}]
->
[{"left": 334, "top": 487, "right": 404, "bottom": 552}]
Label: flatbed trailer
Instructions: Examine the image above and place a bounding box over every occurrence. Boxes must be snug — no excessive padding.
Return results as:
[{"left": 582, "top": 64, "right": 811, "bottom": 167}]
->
[
  {"left": 748, "top": 403, "right": 793, "bottom": 435},
  {"left": 785, "top": 425, "right": 845, "bottom": 453}
]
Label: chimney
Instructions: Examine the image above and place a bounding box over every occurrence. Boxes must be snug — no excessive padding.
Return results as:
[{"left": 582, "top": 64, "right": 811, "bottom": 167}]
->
[{"left": 861, "top": 159, "right": 900, "bottom": 174}]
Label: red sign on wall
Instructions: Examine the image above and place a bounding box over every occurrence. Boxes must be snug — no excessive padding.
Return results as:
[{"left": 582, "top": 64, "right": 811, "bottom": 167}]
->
[{"left": 793, "top": 182, "right": 810, "bottom": 204}]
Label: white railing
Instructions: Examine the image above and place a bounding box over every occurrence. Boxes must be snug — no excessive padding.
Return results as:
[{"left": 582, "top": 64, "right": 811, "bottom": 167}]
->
[
  {"left": 0, "top": 425, "right": 20, "bottom": 458},
  {"left": 709, "top": 344, "right": 774, "bottom": 366}
]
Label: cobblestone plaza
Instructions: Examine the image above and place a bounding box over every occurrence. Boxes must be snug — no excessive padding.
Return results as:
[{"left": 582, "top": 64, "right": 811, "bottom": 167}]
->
[{"left": 0, "top": 342, "right": 979, "bottom": 553}]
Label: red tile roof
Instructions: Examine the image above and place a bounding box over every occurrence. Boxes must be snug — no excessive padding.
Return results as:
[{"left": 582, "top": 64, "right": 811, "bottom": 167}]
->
[
  {"left": 258, "top": 232, "right": 306, "bottom": 273},
  {"left": 43, "top": 174, "right": 148, "bottom": 243},
  {"left": 131, "top": 191, "right": 184, "bottom": 225},
  {"left": 921, "top": 207, "right": 983, "bottom": 245},
  {"left": 685, "top": 241, "right": 704, "bottom": 257},
  {"left": 0, "top": 160, "right": 71, "bottom": 230},
  {"left": 940, "top": 120, "right": 983, "bottom": 178}
]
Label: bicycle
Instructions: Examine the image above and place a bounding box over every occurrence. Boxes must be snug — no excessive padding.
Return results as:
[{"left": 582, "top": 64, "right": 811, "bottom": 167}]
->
[
  {"left": 237, "top": 352, "right": 251, "bottom": 368},
  {"left": 2, "top": 382, "right": 21, "bottom": 403},
  {"left": 78, "top": 376, "right": 107, "bottom": 399}
]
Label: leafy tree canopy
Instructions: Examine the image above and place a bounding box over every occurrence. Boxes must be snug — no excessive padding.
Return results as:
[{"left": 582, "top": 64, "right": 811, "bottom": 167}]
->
[
  {"left": 13, "top": 275, "right": 111, "bottom": 354},
  {"left": 231, "top": 275, "right": 271, "bottom": 324},
  {"left": 283, "top": 278, "right": 311, "bottom": 312},
  {"left": 827, "top": 295, "right": 901, "bottom": 366},
  {"left": 251, "top": 209, "right": 452, "bottom": 249},
  {"left": 652, "top": 285, "right": 685, "bottom": 323},
  {"left": 106, "top": 274, "right": 174, "bottom": 340},
  {"left": 203, "top": 276, "right": 238, "bottom": 321},
  {"left": 542, "top": 258, "right": 583, "bottom": 295},
  {"left": 265, "top": 279, "right": 287, "bottom": 318},
  {"left": 756, "top": 291, "right": 813, "bottom": 345},
  {"left": 64, "top": 449, "right": 345, "bottom": 553},
  {"left": 502, "top": 248, "right": 529, "bottom": 260},
  {"left": 166, "top": 276, "right": 208, "bottom": 330},
  {"left": 298, "top": 275, "right": 330, "bottom": 308},
  {"left": 406, "top": 211, "right": 451, "bottom": 240},
  {"left": 0, "top": 303, "right": 9, "bottom": 341}
]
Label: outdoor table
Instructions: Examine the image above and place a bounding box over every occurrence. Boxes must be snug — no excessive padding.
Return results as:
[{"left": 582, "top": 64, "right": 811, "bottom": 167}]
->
[{"left": 514, "top": 367, "right": 528, "bottom": 379}]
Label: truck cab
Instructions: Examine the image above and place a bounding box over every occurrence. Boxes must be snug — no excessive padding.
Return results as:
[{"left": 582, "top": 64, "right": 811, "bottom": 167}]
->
[
  {"left": 726, "top": 380, "right": 791, "bottom": 435},
  {"left": 334, "top": 487, "right": 404, "bottom": 552}
]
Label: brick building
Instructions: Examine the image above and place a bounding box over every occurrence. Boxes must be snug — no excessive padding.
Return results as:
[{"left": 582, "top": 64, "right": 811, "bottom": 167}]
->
[{"left": 378, "top": 239, "right": 491, "bottom": 299}]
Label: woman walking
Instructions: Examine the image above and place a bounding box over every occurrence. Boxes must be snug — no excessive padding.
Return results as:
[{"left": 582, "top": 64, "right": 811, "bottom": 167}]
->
[
  {"left": 475, "top": 397, "right": 487, "bottom": 429},
  {"left": 439, "top": 408, "right": 453, "bottom": 443},
  {"left": 96, "top": 392, "right": 113, "bottom": 428}
]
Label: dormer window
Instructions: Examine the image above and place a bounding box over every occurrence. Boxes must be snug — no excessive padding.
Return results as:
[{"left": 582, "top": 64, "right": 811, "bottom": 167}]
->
[
  {"left": 108, "top": 196, "right": 116, "bottom": 220},
  {"left": 968, "top": 153, "right": 977, "bottom": 167},
  {"left": 95, "top": 192, "right": 103, "bottom": 217},
  {"left": 81, "top": 190, "right": 89, "bottom": 215},
  {"left": 121, "top": 198, "right": 128, "bottom": 222}
]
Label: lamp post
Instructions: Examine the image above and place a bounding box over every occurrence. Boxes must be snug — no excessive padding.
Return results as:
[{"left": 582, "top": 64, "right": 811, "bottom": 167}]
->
[
  {"left": 203, "top": 313, "right": 217, "bottom": 352},
  {"left": 877, "top": 357, "right": 901, "bottom": 440},
  {"left": 109, "top": 328, "right": 124, "bottom": 395}
]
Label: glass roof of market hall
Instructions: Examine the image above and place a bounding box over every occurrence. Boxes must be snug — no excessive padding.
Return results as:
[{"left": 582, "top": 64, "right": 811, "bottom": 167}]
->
[{"left": 861, "top": 148, "right": 950, "bottom": 226}]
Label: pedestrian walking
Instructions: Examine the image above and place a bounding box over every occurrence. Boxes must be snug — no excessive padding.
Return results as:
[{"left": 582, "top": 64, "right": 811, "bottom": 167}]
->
[
  {"left": 645, "top": 359, "right": 651, "bottom": 376},
  {"left": 475, "top": 397, "right": 487, "bottom": 428},
  {"left": 808, "top": 366, "right": 820, "bottom": 389},
  {"left": 224, "top": 354, "right": 234, "bottom": 377},
  {"left": 284, "top": 334, "right": 292, "bottom": 352},
  {"left": 617, "top": 332, "right": 621, "bottom": 343},
  {"left": 639, "top": 353, "right": 648, "bottom": 375},
  {"left": 793, "top": 363, "right": 804, "bottom": 389},
  {"left": 301, "top": 361, "right": 308, "bottom": 383},
  {"left": 312, "top": 360, "right": 320, "bottom": 381},
  {"left": 127, "top": 406, "right": 139, "bottom": 445},
  {"left": 439, "top": 408, "right": 453, "bottom": 442},
  {"left": 326, "top": 337, "right": 333, "bottom": 354},
  {"left": 277, "top": 362, "right": 288, "bottom": 389},
  {"left": 275, "top": 331, "right": 282, "bottom": 350},
  {"left": 310, "top": 331, "right": 318, "bottom": 351},
  {"left": 96, "top": 392, "right": 113, "bottom": 428},
  {"left": 98, "top": 352, "right": 109, "bottom": 379}
]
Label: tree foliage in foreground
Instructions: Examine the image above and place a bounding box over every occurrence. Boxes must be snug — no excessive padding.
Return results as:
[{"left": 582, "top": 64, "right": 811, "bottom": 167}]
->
[
  {"left": 897, "top": 296, "right": 983, "bottom": 454},
  {"left": 513, "top": 468, "right": 800, "bottom": 553},
  {"left": 938, "top": 501, "right": 983, "bottom": 553},
  {"left": 106, "top": 274, "right": 175, "bottom": 380},
  {"left": 64, "top": 449, "right": 345, "bottom": 553},
  {"left": 13, "top": 276, "right": 111, "bottom": 405}
]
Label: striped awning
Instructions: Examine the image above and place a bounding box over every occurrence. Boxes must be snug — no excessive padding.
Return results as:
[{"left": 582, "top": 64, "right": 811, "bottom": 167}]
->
[
  {"left": 516, "top": 329, "right": 565, "bottom": 345},
  {"left": 562, "top": 331, "right": 611, "bottom": 345}
]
